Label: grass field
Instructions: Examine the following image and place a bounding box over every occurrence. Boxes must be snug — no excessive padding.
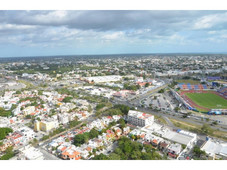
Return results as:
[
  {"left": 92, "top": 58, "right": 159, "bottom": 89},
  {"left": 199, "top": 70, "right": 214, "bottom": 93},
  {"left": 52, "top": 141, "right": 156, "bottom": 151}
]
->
[
  {"left": 185, "top": 92, "right": 227, "bottom": 111},
  {"left": 176, "top": 79, "right": 200, "bottom": 85}
]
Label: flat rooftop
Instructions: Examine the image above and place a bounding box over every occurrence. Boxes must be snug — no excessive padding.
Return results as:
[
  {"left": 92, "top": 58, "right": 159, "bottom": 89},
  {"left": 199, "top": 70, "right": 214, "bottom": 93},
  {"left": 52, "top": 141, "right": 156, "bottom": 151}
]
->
[
  {"left": 201, "top": 139, "right": 227, "bottom": 156},
  {"left": 128, "top": 110, "right": 153, "bottom": 120},
  {"left": 164, "top": 132, "right": 193, "bottom": 146}
]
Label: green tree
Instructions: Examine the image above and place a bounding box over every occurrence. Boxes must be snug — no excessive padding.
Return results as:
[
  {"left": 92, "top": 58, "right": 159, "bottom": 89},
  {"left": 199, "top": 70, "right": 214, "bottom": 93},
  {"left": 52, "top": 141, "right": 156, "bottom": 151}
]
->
[
  {"left": 92, "top": 153, "right": 109, "bottom": 160},
  {"left": 114, "top": 104, "right": 130, "bottom": 115},
  {"left": 74, "top": 134, "right": 85, "bottom": 146},
  {"left": 0, "top": 127, "right": 13, "bottom": 140},
  {"left": 0, "top": 146, "right": 14, "bottom": 160},
  {"left": 0, "top": 107, "right": 12, "bottom": 117},
  {"left": 193, "top": 146, "right": 206, "bottom": 158},
  {"left": 108, "top": 153, "right": 121, "bottom": 160},
  {"left": 145, "top": 83, "right": 149, "bottom": 88},
  {"left": 15, "top": 90, "right": 21, "bottom": 94},
  {"left": 174, "top": 107, "right": 180, "bottom": 112},
  {"left": 89, "top": 128, "right": 99, "bottom": 139},
  {"left": 38, "top": 90, "right": 43, "bottom": 95},
  {"left": 62, "top": 96, "right": 73, "bottom": 103},
  {"left": 119, "top": 118, "right": 126, "bottom": 128},
  {"left": 201, "top": 124, "right": 213, "bottom": 134}
]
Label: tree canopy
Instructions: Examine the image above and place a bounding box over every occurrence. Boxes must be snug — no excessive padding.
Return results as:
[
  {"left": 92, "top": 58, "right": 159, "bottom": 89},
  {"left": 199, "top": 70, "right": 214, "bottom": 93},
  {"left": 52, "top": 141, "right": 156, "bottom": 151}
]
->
[
  {"left": 0, "top": 107, "right": 12, "bottom": 117},
  {"left": 0, "top": 127, "right": 13, "bottom": 140},
  {"left": 92, "top": 137, "right": 163, "bottom": 160},
  {"left": 74, "top": 128, "right": 100, "bottom": 146},
  {"left": 0, "top": 146, "right": 14, "bottom": 160}
]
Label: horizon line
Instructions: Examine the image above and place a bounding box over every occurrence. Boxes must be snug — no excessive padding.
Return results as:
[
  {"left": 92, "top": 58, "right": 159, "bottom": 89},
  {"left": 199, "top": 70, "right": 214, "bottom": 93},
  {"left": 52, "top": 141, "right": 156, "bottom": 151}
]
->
[{"left": 1, "top": 52, "right": 227, "bottom": 59}]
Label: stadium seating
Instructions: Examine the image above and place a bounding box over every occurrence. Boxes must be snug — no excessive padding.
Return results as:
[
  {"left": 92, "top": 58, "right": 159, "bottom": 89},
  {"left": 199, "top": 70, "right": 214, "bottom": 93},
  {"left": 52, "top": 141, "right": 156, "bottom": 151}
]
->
[
  {"left": 178, "top": 83, "right": 209, "bottom": 90},
  {"left": 202, "top": 84, "right": 208, "bottom": 89},
  {"left": 194, "top": 85, "right": 199, "bottom": 90},
  {"left": 218, "top": 87, "right": 227, "bottom": 98},
  {"left": 187, "top": 84, "right": 192, "bottom": 89}
]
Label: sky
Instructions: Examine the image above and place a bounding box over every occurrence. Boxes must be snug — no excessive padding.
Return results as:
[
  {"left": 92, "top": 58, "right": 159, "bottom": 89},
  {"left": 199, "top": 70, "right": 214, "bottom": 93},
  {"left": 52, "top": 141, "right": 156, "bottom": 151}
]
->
[{"left": 1, "top": 10, "right": 227, "bottom": 57}]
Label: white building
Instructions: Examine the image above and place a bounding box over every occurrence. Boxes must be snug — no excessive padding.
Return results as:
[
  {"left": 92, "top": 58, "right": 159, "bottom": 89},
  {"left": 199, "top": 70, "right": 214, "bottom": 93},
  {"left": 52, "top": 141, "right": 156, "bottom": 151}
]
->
[
  {"left": 135, "top": 77, "right": 144, "bottom": 83},
  {"left": 127, "top": 110, "right": 154, "bottom": 127},
  {"left": 167, "top": 143, "right": 182, "bottom": 155},
  {"left": 19, "top": 145, "right": 44, "bottom": 160},
  {"left": 201, "top": 138, "right": 227, "bottom": 158},
  {"left": 58, "top": 113, "right": 69, "bottom": 125},
  {"left": 84, "top": 75, "right": 122, "bottom": 83},
  {"left": 23, "top": 106, "right": 35, "bottom": 115}
]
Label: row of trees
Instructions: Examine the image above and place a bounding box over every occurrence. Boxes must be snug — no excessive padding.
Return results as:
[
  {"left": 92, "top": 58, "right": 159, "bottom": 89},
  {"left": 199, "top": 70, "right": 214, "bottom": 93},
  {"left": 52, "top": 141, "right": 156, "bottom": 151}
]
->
[
  {"left": 93, "top": 137, "right": 164, "bottom": 160},
  {"left": 69, "top": 120, "right": 82, "bottom": 128},
  {"left": 41, "top": 126, "right": 66, "bottom": 141}
]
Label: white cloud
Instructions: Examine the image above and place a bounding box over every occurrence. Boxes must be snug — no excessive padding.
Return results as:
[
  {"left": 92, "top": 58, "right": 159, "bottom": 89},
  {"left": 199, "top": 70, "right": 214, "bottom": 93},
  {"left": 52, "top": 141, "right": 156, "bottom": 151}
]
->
[
  {"left": 220, "top": 34, "right": 227, "bottom": 39},
  {"left": 102, "top": 32, "right": 124, "bottom": 40},
  {"left": 193, "top": 12, "right": 227, "bottom": 30},
  {"left": 33, "top": 11, "right": 69, "bottom": 24},
  {"left": 208, "top": 31, "right": 217, "bottom": 34},
  {"left": 0, "top": 23, "right": 35, "bottom": 30}
]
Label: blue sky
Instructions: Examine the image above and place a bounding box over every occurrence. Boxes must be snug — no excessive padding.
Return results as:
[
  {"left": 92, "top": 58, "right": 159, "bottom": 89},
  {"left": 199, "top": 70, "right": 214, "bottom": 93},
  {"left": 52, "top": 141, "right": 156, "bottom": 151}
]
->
[{"left": 0, "top": 10, "right": 227, "bottom": 57}]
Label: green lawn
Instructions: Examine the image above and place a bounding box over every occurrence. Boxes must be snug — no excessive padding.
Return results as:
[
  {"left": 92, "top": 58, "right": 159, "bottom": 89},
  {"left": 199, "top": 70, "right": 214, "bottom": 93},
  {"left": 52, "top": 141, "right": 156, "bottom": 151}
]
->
[
  {"left": 185, "top": 92, "right": 227, "bottom": 110},
  {"left": 176, "top": 79, "right": 200, "bottom": 85}
]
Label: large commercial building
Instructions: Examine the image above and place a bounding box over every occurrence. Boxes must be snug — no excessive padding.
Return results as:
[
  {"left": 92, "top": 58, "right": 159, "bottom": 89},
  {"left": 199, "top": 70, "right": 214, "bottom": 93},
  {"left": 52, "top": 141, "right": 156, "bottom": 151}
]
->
[
  {"left": 84, "top": 75, "right": 122, "bottom": 83},
  {"left": 127, "top": 110, "right": 154, "bottom": 127},
  {"left": 201, "top": 138, "right": 227, "bottom": 158}
]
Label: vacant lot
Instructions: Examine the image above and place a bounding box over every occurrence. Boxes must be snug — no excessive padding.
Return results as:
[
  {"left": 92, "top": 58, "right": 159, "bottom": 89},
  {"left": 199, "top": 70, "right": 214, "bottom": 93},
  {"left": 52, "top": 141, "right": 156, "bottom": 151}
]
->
[
  {"left": 185, "top": 92, "right": 227, "bottom": 111},
  {"left": 170, "top": 118, "right": 227, "bottom": 141}
]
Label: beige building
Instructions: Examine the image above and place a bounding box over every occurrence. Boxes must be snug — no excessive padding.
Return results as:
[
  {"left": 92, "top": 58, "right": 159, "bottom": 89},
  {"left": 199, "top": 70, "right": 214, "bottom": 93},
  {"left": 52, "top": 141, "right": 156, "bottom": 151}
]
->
[
  {"left": 34, "top": 119, "right": 59, "bottom": 132},
  {"left": 23, "top": 106, "right": 35, "bottom": 115}
]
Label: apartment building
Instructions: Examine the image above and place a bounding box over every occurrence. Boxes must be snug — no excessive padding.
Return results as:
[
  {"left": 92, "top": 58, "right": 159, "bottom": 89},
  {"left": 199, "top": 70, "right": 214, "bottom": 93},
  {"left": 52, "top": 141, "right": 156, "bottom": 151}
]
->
[{"left": 127, "top": 110, "right": 154, "bottom": 127}]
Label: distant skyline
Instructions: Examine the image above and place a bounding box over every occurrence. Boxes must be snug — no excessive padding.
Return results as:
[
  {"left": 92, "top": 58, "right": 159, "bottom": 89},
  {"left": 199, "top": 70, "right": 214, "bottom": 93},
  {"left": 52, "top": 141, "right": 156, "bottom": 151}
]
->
[{"left": 1, "top": 10, "right": 227, "bottom": 57}]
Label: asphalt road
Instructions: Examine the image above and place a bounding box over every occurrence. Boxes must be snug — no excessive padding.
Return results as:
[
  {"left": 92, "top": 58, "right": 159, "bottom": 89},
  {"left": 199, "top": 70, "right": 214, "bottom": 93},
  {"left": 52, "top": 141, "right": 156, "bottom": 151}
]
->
[
  {"left": 112, "top": 98, "right": 227, "bottom": 132},
  {"left": 39, "top": 147, "right": 61, "bottom": 160},
  {"left": 130, "top": 84, "right": 169, "bottom": 104}
]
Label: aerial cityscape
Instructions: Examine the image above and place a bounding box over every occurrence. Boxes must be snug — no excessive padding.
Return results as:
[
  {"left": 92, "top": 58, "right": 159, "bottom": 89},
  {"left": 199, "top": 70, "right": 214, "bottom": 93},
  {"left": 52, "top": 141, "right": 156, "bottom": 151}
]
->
[{"left": 0, "top": 10, "right": 227, "bottom": 161}]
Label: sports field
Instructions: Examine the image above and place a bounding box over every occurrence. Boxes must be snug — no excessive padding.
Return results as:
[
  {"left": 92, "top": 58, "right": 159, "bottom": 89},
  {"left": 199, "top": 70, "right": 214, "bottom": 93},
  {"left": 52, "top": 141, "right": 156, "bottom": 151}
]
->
[{"left": 185, "top": 92, "right": 227, "bottom": 111}]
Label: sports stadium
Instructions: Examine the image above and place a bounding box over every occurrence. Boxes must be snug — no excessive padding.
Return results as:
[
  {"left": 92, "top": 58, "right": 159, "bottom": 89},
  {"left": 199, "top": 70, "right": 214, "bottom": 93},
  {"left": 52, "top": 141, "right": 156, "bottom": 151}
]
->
[{"left": 171, "top": 83, "right": 227, "bottom": 115}]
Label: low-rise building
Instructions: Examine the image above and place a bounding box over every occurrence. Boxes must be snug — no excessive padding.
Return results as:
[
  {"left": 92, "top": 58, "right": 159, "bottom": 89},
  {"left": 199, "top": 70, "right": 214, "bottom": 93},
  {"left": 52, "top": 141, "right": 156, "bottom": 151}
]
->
[
  {"left": 167, "top": 143, "right": 182, "bottom": 158},
  {"left": 201, "top": 138, "right": 227, "bottom": 159},
  {"left": 19, "top": 145, "right": 44, "bottom": 160},
  {"left": 23, "top": 106, "right": 35, "bottom": 115}
]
